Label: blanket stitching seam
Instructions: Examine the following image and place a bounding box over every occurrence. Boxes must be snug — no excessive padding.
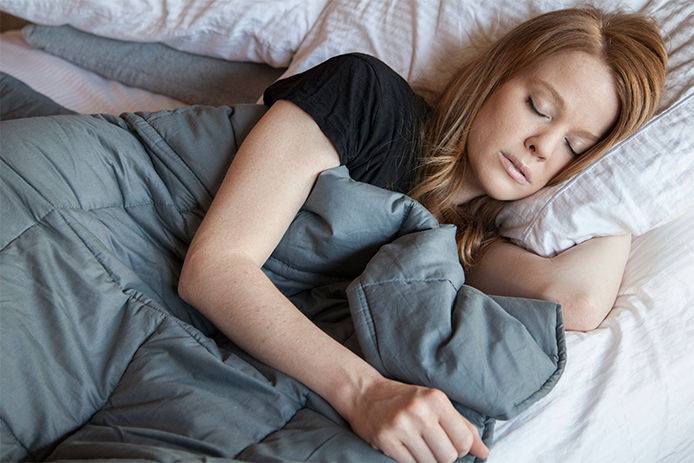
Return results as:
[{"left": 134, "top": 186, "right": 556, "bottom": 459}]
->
[
  {"left": 304, "top": 431, "right": 345, "bottom": 460},
  {"left": 124, "top": 289, "right": 217, "bottom": 350},
  {"left": 0, "top": 415, "right": 32, "bottom": 460},
  {"left": 509, "top": 303, "right": 566, "bottom": 412},
  {"left": 95, "top": 314, "right": 167, "bottom": 420},
  {"left": 53, "top": 208, "right": 218, "bottom": 354},
  {"left": 236, "top": 405, "right": 310, "bottom": 458},
  {"left": 0, "top": 156, "right": 56, "bottom": 208},
  {"left": 358, "top": 277, "right": 459, "bottom": 291},
  {"left": 352, "top": 282, "right": 393, "bottom": 378},
  {"left": 0, "top": 201, "right": 199, "bottom": 253},
  {"left": 126, "top": 111, "right": 215, "bottom": 199}
]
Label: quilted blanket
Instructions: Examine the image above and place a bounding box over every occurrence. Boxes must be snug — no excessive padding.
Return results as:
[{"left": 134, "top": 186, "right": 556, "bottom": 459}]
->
[{"left": 0, "top": 104, "right": 565, "bottom": 462}]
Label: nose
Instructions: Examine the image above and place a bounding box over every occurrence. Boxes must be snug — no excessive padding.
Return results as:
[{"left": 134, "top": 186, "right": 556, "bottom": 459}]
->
[{"left": 525, "top": 130, "right": 561, "bottom": 161}]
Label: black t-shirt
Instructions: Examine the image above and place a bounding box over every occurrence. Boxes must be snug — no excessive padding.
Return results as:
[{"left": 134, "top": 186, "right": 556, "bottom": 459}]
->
[{"left": 263, "top": 53, "right": 429, "bottom": 193}]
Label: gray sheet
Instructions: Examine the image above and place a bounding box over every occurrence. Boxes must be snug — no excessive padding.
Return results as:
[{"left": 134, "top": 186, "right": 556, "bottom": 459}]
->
[
  {"left": 0, "top": 103, "right": 565, "bottom": 462},
  {"left": 22, "top": 24, "right": 286, "bottom": 105}
]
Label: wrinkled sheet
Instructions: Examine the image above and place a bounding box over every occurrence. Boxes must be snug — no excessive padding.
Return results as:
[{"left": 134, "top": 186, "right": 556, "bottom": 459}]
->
[{"left": 0, "top": 105, "right": 564, "bottom": 462}]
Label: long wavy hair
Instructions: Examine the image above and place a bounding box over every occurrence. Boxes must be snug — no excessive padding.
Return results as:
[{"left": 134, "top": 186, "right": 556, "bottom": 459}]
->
[{"left": 409, "top": 7, "right": 667, "bottom": 269}]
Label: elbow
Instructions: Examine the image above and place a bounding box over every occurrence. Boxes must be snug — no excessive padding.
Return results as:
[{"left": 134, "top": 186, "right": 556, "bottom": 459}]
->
[
  {"left": 178, "top": 246, "right": 256, "bottom": 309},
  {"left": 178, "top": 247, "right": 211, "bottom": 308},
  {"left": 177, "top": 254, "right": 198, "bottom": 306},
  {"left": 560, "top": 293, "right": 611, "bottom": 332}
]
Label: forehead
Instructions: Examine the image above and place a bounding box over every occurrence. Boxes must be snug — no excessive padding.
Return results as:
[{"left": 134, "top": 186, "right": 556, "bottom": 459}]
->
[{"left": 520, "top": 51, "right": 620, "bottom": 135}]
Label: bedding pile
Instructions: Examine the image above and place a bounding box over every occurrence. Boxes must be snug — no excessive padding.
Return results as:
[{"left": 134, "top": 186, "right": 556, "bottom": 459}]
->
[{"left": 0, "top": 103, "right": 564, "bottom": 461}]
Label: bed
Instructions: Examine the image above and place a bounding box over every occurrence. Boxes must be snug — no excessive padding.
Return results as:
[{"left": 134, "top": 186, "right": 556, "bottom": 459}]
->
[{"left": 0, "top": 1, "right": 692, "bottom": 462}]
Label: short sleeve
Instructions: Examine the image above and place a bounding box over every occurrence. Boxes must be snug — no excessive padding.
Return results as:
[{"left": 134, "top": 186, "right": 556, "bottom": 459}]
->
[{"left": 263, "top": 53, "right": 428, "bottom": 192}]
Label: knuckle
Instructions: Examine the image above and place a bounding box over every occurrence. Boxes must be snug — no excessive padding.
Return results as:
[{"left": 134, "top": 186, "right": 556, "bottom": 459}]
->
[
  {"left": 371, "top": 427, "right": 391, "bottom": 447},
  {"left": 424, "top": 388, "right": 449, "bottom": 408},
  {"left": 442, "top": 448, "right": 459, "bottom": 463},
  {"left": 404, "top": 399, "right": 428, "bottom": 422},
  {"left": 458, "top": 432, "right": 474, "bottom": 454},
  {"left": 390, "top": 409, "right": 410, "bottom": 429}
]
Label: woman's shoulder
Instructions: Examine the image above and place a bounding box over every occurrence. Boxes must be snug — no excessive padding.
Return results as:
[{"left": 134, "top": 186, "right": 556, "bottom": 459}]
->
[
  {"left": 262, "top": 53, "right": 428, "bottom": 193},
  {"left": 323, "top": 53, "right": 402, "bottom": 78},
  {"left": 319, "top": 53, "right": 416, "bottom": 98},
  {"left": 264, "top": 53, "right": 418, "bottom": 108}
]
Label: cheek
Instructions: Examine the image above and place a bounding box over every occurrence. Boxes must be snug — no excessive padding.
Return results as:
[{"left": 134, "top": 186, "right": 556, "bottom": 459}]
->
[
  {"left": 468, "top": 111, "right": 492, "bottom": 149},
  {"left": 547, "top": 155, "right": 574, "bottom": 179}
]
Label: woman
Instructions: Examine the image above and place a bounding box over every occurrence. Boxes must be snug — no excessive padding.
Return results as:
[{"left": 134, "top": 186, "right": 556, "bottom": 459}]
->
[{"left": 178, "top": 8, "right": 666, "bottom": 463}]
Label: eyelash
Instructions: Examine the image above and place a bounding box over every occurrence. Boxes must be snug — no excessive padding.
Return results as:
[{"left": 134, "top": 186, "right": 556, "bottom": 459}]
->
[{"left": 526, "top": 97, "right": 579, "bottom": 157}]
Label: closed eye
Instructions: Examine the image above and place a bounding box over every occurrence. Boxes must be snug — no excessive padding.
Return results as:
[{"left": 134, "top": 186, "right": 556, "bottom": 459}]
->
[
  {"left": 564, "top": 138, "right": 579, "bottom": 157},
  {"left": 528, "top": 96, "right": 581, "bottom": 156},
  {"left": 527, "top": 97, "right": 549, "bottom": 119}
]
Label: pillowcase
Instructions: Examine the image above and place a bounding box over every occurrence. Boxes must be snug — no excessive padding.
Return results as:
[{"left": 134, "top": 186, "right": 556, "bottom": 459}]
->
[
  {"left": 283, "top": 0, "right": 694, "bottom": 255},
  {"left": 0, "top": 0, "right": 328, "bottom": 67},
  {"left": 22, "top": 25, "right": 285, "bottom": 105},
  {"left": 282, "top": 0, "right": 569, "bottom": 101}
]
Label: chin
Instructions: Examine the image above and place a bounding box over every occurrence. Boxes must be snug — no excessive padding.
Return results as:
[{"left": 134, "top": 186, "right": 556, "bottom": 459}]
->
[
  {"left": 476, "top": 171, "right": 536, "bottom": 201},
  {"left": 486, "top": 187, "right": 527, "bottom": 202}
]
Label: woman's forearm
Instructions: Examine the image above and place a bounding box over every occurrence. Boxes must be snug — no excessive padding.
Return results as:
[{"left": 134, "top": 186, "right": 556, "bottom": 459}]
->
[
  {"left": 178, "top": 250, "right": 381, "bottom": 417},
  {"left": 179, "top": 249, "right": 488, "bottom": 462},
  {"left": 466, "top": 234, "right": 632, "bottom": 331}
]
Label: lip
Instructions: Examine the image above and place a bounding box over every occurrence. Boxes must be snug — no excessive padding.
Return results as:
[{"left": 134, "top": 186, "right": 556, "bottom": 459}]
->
[{"left": 499, "top": 152, "right": 531, "bottom": 185}]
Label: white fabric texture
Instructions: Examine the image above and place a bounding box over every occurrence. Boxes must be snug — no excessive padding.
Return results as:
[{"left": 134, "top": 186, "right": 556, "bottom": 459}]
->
[
  {"left": 0, "top": 0, "right": 329, "bottom": 67},
  {"left": 283, "top": 0, "right": 694, "bottom": 254},
  {"left": 491, "top": 208, "right": 694, "bottom": 462}
]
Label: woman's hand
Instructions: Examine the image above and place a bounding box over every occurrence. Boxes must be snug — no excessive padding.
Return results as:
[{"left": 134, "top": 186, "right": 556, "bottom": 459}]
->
[{"left": 344, "top": 377, "right": 489, "bottom": 463}]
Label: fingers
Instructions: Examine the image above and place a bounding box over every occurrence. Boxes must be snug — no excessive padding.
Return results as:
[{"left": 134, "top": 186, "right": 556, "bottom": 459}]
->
[
  {"left": 381, "top": 421, "right": 486, "bottom": 463},
  {"left": 437, "top": 394, "right": 490, "bottom": 460},
  {"left": 378, "top": 430, "right": 455, "bottom": 463},
  {"left": 369, "top": 411, "right": 434, "bottom": 463},
  {"left": 419, "top": 425, "right": 464, "bottom": 463},
  {"left": 466, "top": 420, "right": 490, "bottom": 460},
  {"left": 349, "top": 379, "right": 489, "bottom": 463},
  {"left": 388, "top": 389, "right": 488, "bottom": 463},
  {"left": 379, "top": 441, "right": 417, "bottom": 463}
]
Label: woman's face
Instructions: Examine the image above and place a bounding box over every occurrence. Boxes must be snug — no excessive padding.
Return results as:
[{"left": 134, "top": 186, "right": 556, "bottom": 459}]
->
[{"left": 462, "top": 51, "right": 620, "bottom": 202}]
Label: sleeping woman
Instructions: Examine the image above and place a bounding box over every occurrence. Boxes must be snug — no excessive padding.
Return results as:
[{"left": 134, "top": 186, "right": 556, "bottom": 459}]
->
[{"left": 178, "top": 8, "right": 666, "bottom": 463}]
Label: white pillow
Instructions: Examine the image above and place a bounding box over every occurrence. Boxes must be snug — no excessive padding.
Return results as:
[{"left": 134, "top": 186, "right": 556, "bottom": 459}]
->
[
  {"left": 0, "top": 0, "right": 328, "bottom": 67},
  {"left": 284, "top": 0, "right": 694, "bottom": 254},
  {"left": 282, "top": 0, "right": 576, "bottom": 100}
]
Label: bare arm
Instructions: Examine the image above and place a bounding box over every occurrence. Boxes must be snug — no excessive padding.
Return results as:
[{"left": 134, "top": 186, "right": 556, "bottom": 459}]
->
[
  {"left": 465, "top": 234, "right": 631, "bottom": 331},
  {"left": 178, "top": 100, "right": 488, "bottom": 463}
]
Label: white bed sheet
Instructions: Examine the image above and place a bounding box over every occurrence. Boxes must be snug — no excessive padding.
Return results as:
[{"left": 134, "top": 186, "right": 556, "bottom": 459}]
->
[
  {"left": 492, "top": 208, "right": 694, "bottom": 462},
  {"left": 2, "top": 26, "right": 693, "bottom": 463}
]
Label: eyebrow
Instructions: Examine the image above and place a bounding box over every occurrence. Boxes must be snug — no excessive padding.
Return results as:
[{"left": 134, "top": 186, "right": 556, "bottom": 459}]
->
[{"left": 537, "top": 79, "right": 600, "bottom": 142}]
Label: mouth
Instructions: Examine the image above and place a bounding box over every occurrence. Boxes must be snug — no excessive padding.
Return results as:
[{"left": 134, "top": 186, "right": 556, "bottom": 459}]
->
[{"left": 499, "top": 152, "right": 530, "bottom": 185}]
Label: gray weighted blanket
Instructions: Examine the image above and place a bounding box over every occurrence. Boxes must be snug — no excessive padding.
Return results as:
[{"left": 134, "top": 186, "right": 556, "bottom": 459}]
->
[{"left": 0, "top": 103, "right": 565, "bottom": 462}]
